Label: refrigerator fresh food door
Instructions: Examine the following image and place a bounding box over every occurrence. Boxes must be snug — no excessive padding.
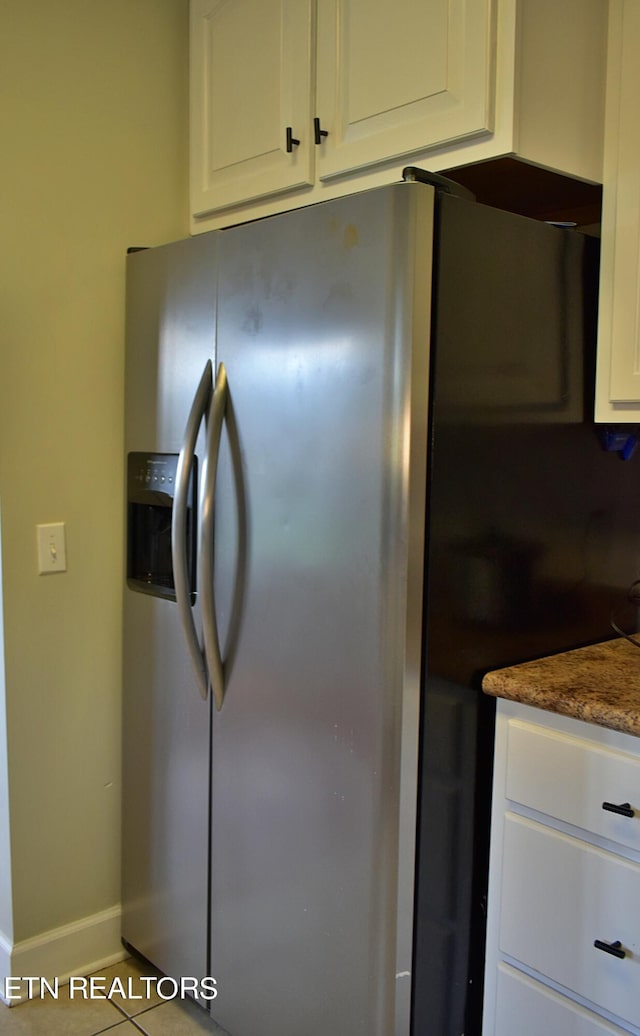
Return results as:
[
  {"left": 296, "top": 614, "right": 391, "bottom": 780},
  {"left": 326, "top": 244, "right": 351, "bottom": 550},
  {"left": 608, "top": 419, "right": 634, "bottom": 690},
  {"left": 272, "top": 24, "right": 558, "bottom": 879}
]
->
[
  {"left": 122, "top": 232, "right": 218, "bottom": 989},
  {"left": 208, "top": 183, "right": 433, "bottom": 1035}
]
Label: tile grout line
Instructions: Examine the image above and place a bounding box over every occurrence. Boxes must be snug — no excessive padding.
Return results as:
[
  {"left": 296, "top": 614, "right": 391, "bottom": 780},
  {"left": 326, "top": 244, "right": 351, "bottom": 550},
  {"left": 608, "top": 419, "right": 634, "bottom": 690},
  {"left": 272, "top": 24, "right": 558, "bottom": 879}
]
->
[
  {"left": 89, "top": 1001, "right": 166, "bottom": 1035},
  {"left": 129, "top": 1016, "right": 151, "bottom": 1035},
  {"left": 81, "top": 994, "right": 164, "bottom": 1035},
  {"left": 82, "top": 997, "right": 138, "bottom": 1036},
  {"left": 102, "top": 997, "right": 168, "bottom": 1026}
]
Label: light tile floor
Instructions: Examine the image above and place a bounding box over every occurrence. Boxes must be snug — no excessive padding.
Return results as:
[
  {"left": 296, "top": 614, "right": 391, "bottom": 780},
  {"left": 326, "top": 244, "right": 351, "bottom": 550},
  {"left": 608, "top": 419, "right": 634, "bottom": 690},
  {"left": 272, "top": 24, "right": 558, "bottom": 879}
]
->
[{"left": 0, "top": 957, "right": 227, "bottom": 1035}]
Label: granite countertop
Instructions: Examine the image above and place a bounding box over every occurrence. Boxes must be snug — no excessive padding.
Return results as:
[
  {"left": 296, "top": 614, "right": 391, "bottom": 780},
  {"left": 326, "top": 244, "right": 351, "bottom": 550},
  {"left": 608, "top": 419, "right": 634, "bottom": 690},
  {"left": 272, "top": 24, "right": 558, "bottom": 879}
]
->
[{"left": 482, "top": 637, "right": 640, "bottom": 737}]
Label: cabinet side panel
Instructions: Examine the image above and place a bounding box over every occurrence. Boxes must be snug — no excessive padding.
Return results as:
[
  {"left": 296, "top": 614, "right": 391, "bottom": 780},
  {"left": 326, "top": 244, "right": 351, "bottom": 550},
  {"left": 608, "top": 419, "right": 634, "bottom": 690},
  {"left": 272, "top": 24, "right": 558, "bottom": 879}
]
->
[{"left": 516, "top": 0, "right": 606, "bottom": 183}]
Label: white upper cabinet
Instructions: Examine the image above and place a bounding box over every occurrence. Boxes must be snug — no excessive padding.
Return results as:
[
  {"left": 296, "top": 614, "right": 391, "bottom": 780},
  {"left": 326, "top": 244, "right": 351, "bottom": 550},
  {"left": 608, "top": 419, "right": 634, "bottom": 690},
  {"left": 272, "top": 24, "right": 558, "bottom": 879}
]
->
[
  {"left": 190, "top": 0, "right": 314, "bottom": 218},
  {"left": 190, "top": 0, "right": 607, "bottom": 231},
  {"left": 314, "top": 0, "right": 492, "bottom": 181},
  {"left": 191, "top": 0, "right": 492, "bottom": 220},
  {"left": 595, "top": 0, "right": 640, "bottom": 422}
]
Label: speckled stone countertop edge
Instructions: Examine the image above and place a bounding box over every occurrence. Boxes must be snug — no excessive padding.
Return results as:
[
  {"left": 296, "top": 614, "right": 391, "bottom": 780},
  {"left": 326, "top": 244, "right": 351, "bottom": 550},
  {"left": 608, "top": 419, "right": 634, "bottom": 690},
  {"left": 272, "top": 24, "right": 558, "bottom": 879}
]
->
[{"left": 482, "top": 637, "right": 640, "bottom": 738}]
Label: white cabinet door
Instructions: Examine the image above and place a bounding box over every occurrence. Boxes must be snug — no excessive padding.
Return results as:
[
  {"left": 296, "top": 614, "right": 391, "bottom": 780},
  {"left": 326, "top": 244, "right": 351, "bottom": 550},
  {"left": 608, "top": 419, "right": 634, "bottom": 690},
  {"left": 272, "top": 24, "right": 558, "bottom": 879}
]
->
[
  {"left": 595, "top": 0, "right": 640, "bottom": 420},
  {"left": 190, "top": 0, "right": 314, "bottom": 218},
  {"left": 505, "top": 719, "right": 640, "bottom": 854},
  {"left": 495, "top": 964, "right": 631, "bottom": 1036},
  {"left": 315, "top": 0, "right": 494, "bottom": 181},
  {"left": 500, "top": 815, "right": 640, "bottom": 1031}
]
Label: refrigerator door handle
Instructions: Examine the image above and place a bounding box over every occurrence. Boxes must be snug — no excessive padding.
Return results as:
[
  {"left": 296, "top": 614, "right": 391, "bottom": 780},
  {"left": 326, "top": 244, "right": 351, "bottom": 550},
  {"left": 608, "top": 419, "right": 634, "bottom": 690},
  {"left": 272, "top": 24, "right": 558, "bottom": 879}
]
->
[
  {"left": 201, "top": 362, "right": 228, "bottom": 711},
  {"left": 172, "top": 359, "right": 213, "bottom": 701}
]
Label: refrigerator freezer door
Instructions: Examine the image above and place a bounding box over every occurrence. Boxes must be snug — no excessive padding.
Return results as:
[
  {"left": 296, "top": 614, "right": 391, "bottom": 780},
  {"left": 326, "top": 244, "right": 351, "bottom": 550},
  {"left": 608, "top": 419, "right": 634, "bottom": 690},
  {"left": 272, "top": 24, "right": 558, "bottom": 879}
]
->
[
  {"left": 208, "top": 183, "right": 433, "bottom": 1035},
  {"left": 122, "top": 233, "right": 218, "bottom": 987}
]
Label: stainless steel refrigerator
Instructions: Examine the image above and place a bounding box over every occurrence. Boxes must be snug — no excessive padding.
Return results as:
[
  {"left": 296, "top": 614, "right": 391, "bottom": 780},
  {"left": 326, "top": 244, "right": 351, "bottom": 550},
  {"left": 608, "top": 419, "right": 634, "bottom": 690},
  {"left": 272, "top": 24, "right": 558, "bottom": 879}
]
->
[{"left": 122, "top": 174, "right": 638, "bottom": 1035}]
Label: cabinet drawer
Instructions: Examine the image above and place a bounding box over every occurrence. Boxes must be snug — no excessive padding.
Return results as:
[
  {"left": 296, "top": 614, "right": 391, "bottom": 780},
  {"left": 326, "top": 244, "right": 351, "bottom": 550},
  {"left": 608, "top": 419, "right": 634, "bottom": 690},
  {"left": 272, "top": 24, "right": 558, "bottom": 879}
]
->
[
  {"left": 495, "top": 963, "right": 630, "bottom": 1036},
  {"left": 500, "top": 815, "right": 640, "bottom": 1029},
  {"left": 506, "top": 719, "right": 640, "bottom": 851}
]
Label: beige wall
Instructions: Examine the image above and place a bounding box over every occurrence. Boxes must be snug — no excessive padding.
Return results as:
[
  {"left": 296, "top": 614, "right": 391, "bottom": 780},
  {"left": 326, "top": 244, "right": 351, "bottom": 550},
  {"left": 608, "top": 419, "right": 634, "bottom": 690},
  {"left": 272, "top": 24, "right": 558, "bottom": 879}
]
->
[
  {"left": 0, "top": 0, "right": 189, "bottom": 944},
  {"left": 0, "top": 513, "right": 11, "bottom": 942}
]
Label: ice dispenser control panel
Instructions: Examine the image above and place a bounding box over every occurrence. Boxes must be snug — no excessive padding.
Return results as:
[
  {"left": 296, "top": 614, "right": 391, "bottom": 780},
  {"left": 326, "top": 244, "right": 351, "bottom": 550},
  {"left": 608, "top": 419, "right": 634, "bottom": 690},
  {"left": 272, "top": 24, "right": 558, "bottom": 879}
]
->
[{"left": 127, "top": 452, "right": 197, "bottom": 601}]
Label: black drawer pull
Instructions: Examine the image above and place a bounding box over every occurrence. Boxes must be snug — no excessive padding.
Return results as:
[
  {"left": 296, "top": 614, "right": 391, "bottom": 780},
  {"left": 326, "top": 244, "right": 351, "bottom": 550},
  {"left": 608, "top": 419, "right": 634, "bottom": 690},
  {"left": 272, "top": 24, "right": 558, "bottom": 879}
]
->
[
  {"left": 313, "top": 117, "right": 328, "bottom": 144},
  {"left": 285, "top": 127, "right": 300, "bottom": 153},
  {"left": 594, "top": 939, "right": 626, "bottom": 959},
  {"left": 602, "top": 801, "right": 635, "bottom": 818}
]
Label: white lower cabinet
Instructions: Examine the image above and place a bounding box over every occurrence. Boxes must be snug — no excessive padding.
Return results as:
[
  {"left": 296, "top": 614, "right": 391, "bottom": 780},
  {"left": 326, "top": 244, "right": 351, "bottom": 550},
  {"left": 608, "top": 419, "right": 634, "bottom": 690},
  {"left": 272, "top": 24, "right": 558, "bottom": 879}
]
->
[
  {"left": 501, "top": 816, "right": 640, "bottom": 1028},
  {"left": 484, "top": 701, "right": 640, "bottom": 1036},
  {"left": 496, "top": 965, "right": 631, "bottom": 1036}
]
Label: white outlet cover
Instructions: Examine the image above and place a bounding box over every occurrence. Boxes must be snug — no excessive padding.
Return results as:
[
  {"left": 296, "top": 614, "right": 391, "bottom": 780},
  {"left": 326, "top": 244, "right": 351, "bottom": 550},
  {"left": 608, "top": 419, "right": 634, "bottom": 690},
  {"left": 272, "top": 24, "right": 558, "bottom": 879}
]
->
[{"left": 36, "top": 522, "right": 67, "bottom": 574}]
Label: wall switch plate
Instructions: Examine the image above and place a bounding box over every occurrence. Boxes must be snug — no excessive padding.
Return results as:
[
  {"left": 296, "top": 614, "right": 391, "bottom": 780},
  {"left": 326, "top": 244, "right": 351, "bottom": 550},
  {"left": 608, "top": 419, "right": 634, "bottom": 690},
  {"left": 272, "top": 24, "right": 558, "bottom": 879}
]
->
[{"left": 36, "top": 522, "right": 67, "bottom": 574}]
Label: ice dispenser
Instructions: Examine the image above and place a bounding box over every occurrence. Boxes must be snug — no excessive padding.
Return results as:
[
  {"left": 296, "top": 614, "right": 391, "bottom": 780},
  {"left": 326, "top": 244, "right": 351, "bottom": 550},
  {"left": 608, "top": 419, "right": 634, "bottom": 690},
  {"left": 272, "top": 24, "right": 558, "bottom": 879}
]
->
[{"left": 127, "top": 452, "right": 197, "bottom": 600}]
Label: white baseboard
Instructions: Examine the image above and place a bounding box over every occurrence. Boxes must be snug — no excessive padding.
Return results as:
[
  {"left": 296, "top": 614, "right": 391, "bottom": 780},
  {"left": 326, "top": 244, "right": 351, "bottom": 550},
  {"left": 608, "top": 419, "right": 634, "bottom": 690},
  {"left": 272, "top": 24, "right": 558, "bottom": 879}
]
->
[
  {"left": 0, "top": 905, "right": 125, "bottom": 1005},
  {"left": 0, "top": 927, "right": 11, "bottom": 1002}
]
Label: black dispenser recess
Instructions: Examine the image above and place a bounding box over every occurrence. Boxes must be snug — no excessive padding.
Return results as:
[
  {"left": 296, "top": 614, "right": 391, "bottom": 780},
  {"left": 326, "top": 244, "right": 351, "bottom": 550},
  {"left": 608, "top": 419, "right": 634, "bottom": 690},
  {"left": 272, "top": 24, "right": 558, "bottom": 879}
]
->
[{"left": 127, "top": 452, "right": 197, "bottom": 601}]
